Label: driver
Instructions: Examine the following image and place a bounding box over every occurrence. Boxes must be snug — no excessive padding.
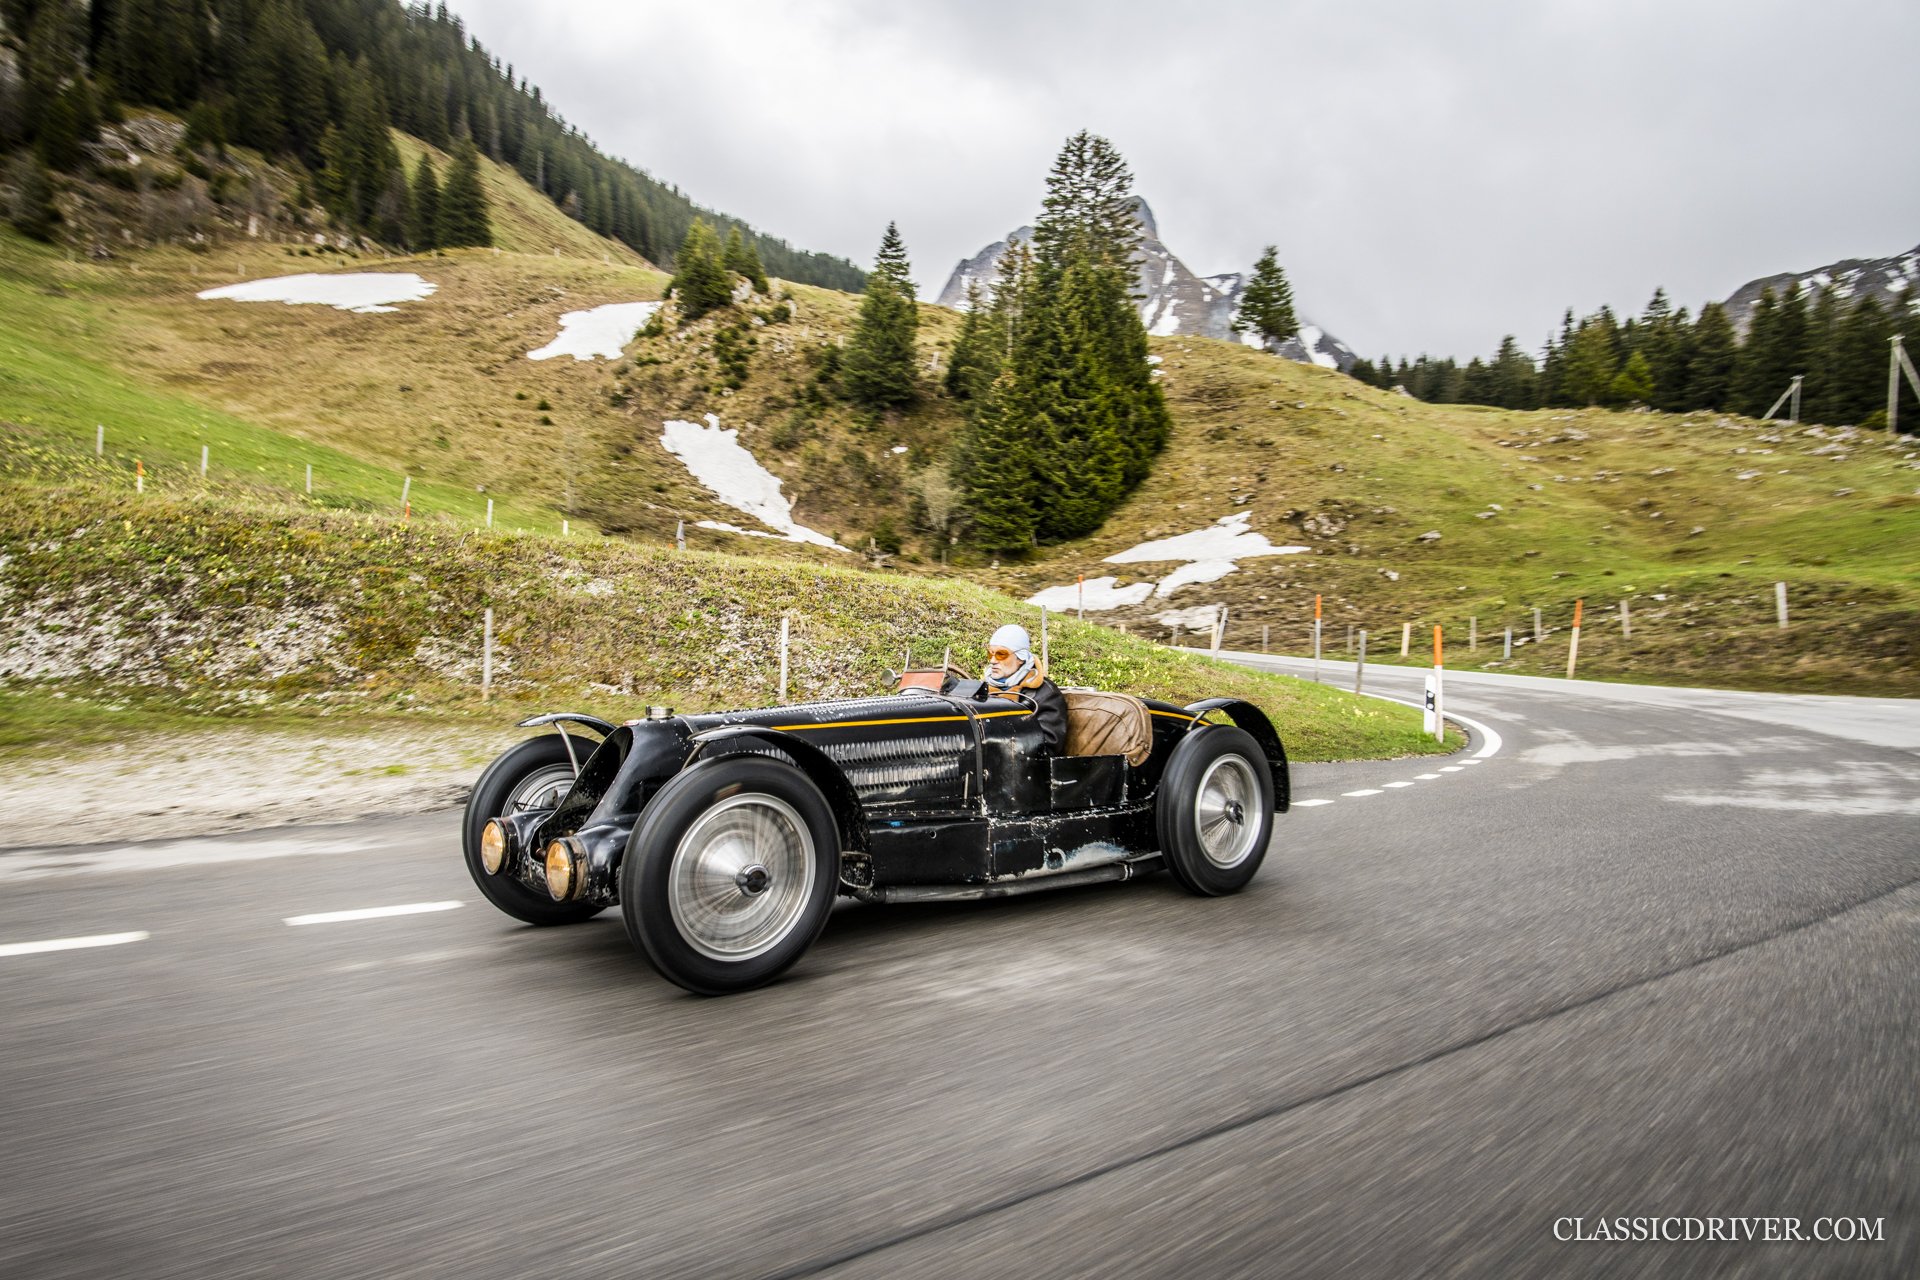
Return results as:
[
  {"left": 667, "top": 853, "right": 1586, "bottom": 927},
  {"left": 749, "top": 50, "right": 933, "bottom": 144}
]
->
[{"left": 979, "top": 624, "right": 1067, "bottom": 753}]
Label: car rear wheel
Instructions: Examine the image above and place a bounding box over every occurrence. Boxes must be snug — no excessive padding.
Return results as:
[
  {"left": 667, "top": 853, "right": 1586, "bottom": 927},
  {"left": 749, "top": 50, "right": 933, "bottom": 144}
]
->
[
  {"left": 463, "top": 734, "right": 606, "bottom": 925},
  {"left": 622, "top": 755, "right": 838, "bottom": 995},
  {"left": 1157, "top": 725, "right": 1274, "bottom": 896}
]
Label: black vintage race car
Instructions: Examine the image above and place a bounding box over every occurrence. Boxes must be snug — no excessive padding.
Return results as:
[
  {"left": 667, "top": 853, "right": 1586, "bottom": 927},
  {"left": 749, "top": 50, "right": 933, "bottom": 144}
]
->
[{"left": 464, "top": 670, "right": 1290, "bottom": 994}]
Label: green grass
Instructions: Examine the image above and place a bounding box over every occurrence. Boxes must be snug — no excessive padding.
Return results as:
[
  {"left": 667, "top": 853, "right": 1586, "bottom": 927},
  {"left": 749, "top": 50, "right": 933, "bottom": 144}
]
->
[{"left": 0, "top": 485, "right": 1456, "bottom": 762}]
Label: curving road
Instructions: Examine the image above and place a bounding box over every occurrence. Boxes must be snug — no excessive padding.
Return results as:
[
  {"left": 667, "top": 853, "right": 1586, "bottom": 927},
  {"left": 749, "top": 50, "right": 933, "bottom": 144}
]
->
[{"left": 1, "top": 664, "right": 1915, "bottom": 1278}]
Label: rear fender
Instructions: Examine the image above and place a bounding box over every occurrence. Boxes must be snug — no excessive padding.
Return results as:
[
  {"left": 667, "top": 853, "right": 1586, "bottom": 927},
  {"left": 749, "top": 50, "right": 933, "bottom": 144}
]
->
[
  {"left": 686, "top": 726, "right": 867, "bottom": 852},
  {"left": 1183, "top": 698, "right": 1290, "bottom": 812}
]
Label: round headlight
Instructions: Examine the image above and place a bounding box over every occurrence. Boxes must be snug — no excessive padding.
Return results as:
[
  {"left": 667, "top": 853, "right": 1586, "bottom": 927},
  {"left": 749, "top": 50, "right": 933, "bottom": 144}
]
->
[
  {"left": 545, "top": 840, "right": 576, "bottom": 901},
  {"left": 480, "top": 820, "right": 510, "bottom": 875}
]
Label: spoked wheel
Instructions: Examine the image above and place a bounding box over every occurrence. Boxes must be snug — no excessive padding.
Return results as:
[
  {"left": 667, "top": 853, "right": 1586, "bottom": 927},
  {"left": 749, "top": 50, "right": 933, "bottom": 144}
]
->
[
  {"left": 623, "top": 755, "right": 838, "bottom": 995},
  {"left": 462, "top": 735, "right": 606, "bottom": 925},
  {"left": 1157, "top": 725, "right": 1275, "bottom": 896}
]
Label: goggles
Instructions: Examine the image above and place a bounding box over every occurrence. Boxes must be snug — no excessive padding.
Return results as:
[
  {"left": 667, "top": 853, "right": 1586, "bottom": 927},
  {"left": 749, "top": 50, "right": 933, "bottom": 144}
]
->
[{"left": 988, "top": 646, "right": 1016, "bottom": 662}]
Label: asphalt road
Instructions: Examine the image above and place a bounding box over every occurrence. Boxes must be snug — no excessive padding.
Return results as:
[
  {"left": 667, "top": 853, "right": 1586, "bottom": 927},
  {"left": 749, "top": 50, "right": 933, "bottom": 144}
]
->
[{"left": 2, "top": 665, "right": 1915, "bottom": 1278}]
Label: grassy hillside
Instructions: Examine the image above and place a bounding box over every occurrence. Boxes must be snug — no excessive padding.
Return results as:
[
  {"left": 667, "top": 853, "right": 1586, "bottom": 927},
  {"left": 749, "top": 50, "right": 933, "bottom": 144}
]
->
[
  {"left": 1000, "top": 341, "right": 1920, "bottom": 694},
  {"left": 0, "top": 484, "right": 1451, "bottom": 763}
]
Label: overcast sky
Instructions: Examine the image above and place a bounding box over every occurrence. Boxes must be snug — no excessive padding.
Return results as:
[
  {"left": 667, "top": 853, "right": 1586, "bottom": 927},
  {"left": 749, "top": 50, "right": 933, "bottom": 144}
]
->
[{"left": 446, "top": 0, "right": 1918, "bottom": 361}]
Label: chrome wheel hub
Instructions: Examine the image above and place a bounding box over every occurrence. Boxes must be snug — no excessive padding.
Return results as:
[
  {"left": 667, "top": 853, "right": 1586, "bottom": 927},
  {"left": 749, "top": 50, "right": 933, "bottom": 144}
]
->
[
  {"left": 1195, "top": 755, "right": 1261, "bottom": 869},
  {"left": 669, "top": 794, "right": 815, "bottom": 961}
]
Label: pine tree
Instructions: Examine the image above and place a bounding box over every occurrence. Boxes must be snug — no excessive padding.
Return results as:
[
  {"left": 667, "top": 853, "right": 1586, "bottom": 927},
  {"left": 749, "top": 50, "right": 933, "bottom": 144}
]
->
[
  {"left": 1686, "top": 303, "right": 1738, "bottom": 411},
  {"left": 1734, "top": 288, "right": 1784, "bottom": 416},
  {"left": 669, "top": 218, "right": 731, "bottom": 321},
  {"left": 1829, "top": 297, "right": 1890, "bottom": 427},
  {"left": 435, "top": 139, "right": 491, "bottom": 248},
  {"left": 723, "top": 225, "right": 768, "bottom": 293},
  {"left": 1232, "top": 245, "right": 1299, "bottom": 347},
  {"left": 945, "top": 278, "right": 997, "bottom": 402},
  {"left": 6, "top": 153, "right": 59, "bottom": 242},
  {"left": 1562, "top": 320, "right": 1618, "bottom": 406},
  {"left": 1490, "top": 335, "right": 1538, "bottom": 409},
  {"left": 956, "top": 370, "right": 1038, "bottom": 555},
  {"left": 408, "top": 154, "right": 440, "bottom": 250},
  {"left": 1609, "top": 351, "right": 1655, "bottom": 406},
  {"left": 842, "top": 222, "right": 920, "bottom": 411}
]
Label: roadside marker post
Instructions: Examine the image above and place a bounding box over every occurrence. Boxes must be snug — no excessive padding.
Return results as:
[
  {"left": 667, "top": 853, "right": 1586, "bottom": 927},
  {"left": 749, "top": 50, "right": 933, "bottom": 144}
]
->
[
  {"left": 1213, "top": 606, "right": 1227, "bottom": 654},
  {"left": 304, "top": 463, "right": 312, "bottom": 494},
  {"left": 135, "top": 458, "right": 144, "bottom": 494},
  {"left": 675, "top": 519, "right": 685, "bottom": 551},
  {"left": 1620, "top": 599, "right": 1631, "bottom": 638},
  {"left": 1504, "top": 626, "right": 1512, "bottom": 659},
  {"left": 1566, "top": 599, "right": 1584, "bottom": 680},
  {"left": 95, "top": 424, "right": 103, "bottom": 456},
  {"left": 200, "top": 445, "right": 209, "bottom": 478},
  {"left": 486, "top": 499, "right": 495, "bottom": 529},
  {"left": 1776, "top": 581, "right": 1788, "bottom": 629},
  {"left": 482, "top": 608, "right": 494, "bottom": 701},
  {"left": 403, "top": 502, "right": 411, "bottom": 525},
  {"left": 1354, "top": 630, "right": 1367, "bottom": 695},
  {"left": 1401, "top": 621, "right": 1410, "bottom": 657},
  {"left": 1313, "top": 595, "right": 1323, "bottom": 683},
  {"left": 777, "top": 614, "right": 790, "bottom": 702},
  {"left": 1429, "top": 626, "right": 1444, "bottom": 742},
  {"left": 1345, "top": 624, "right": 1354, "bottom": 654},
  {"left": 1533, "top": 607, "right": 1543, "bottom": 644},
  {"left": 563, "top": 519, "right": 570, "bottom": 537},
  {"left": 401, "top": 475, "right": 411, "bottom": 509}
]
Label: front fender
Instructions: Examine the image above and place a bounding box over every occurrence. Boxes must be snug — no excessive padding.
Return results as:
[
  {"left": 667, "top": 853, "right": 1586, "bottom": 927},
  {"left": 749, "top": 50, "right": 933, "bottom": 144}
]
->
[
  {"left": 1184, "top": 698, "right": 1290, "bottom": 812},
  {"left": 686, "top": 726, "right": 867, "bottom": 852}
]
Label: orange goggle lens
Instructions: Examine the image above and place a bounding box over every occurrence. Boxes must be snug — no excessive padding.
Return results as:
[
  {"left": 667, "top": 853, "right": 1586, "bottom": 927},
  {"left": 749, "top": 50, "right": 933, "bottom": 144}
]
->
[{"left": 988, "top": 647, "right": 1015, "bottom": 662}]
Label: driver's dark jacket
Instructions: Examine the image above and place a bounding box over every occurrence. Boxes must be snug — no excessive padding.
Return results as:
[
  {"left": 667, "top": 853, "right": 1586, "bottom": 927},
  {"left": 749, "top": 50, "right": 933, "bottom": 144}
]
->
[{"left": 976, "top": 677, "right": 1067, "bottom": 754}]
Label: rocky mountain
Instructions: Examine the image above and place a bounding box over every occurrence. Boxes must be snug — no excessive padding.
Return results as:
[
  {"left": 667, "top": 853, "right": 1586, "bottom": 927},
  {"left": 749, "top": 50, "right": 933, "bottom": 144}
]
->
[
  {"left": 935, "top": 199, "right": 1355, "bottom": 371},
  {"left": 1722, "top": 242, "right": 1920, "bottom": 334}
]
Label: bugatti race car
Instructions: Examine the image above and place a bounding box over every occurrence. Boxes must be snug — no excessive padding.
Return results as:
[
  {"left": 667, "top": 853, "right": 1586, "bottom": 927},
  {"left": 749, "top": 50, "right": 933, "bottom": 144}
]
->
[{"left": 464, "top": 669, "right": 1290, "bottom": 994}]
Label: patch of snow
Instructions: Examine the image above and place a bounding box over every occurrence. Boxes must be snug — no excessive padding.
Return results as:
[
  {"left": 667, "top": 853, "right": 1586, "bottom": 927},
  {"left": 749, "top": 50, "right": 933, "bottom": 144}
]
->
[
  {"left": 1155, "top": 605, "right": 1224, "bottom": 631},
  {"left": 196, "top": 272, "right": 437, "bottom": 314},
  {"left": 1105, "top": 512, "right": 1308, "bottom": 565},
  {"left": 1150, "top": 300, "right": 1182, "bottom": 337},
  {"left": 1024, "top": 577, "right": 1155, "bottom": 612},
  {"left": 890, "top": 444, "right": 909, "bottom": 454},
  {"left": 1154, "top": 559, "right": 1237, "bottom": 597},
  {"left": 1239, "top": 328, "right": 1265, "bottom": 349},
  {"left": 527, "top": 301, "right": 662, "bottom": 361},
  {"left": 1146, "top": 354, "right": 1164, "bottom": 365},
  {"left": 659, "top": 414, "right": 847, "bottom": 550}
]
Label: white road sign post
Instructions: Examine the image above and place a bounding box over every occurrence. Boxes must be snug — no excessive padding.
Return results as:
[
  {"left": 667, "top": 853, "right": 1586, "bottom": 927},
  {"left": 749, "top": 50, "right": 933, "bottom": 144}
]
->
[{"left": 1312, "top": 595, "right": 1323, "bottom": 683}]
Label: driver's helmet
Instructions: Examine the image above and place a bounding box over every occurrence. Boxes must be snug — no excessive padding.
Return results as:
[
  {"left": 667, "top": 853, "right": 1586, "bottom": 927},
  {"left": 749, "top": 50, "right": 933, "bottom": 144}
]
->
[{"left": 984, "top": 623, "right": 1037, "bottom": 693}]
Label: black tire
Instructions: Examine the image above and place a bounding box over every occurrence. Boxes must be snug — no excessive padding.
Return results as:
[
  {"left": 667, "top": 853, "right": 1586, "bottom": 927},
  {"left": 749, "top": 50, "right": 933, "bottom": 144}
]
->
[
  {"left": 1156, "top": 725, "right": 1275, "bottom": 896},
  {"left": 622, "top": 755, "right": 839, "bottom": 995},
  {"left": 462, "top": 735, "right": 606, "bottom": 925}
]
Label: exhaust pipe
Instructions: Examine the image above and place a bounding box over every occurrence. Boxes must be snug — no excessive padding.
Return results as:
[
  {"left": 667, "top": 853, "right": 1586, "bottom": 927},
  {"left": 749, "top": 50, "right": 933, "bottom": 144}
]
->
[{"left": 853, "top": 856, "right": 1163, "bottom": 904}]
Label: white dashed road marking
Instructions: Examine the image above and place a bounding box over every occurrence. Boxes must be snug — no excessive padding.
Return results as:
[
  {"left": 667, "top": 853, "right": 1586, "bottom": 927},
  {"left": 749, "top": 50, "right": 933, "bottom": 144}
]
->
[
  {"left": 1293, "top": 799, "right": 1336, "bottom": 808},
  {"left": 1342, "top": 789, "right": 1384, "bottom": 798},
  {"left": 1439, "top": 766, "right": 1464, "bottom": 773},
  {"left": 1415, "top": 774, "right": 1442, "bottom": 780},
  {"left": 1383, "top": 781, "right": 1415, "bottom": 789},
  {"left": 0, "top": 931, "right": 150, "bottom": 958},
  {"left": 285, "top": 901, "right": 464, "bottom": 927}
]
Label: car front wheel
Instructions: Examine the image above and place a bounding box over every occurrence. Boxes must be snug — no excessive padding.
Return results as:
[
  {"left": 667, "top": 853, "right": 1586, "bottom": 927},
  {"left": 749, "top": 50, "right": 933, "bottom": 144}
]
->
[
  {"left": 1156, "top": 725, "right": 1275, "bottom": 896},
  {"left": 463, "top": 735, "right": 606, "bottom": 925},
  {"left": 622, "top": 755, "right": 839, "bottom": 995}
]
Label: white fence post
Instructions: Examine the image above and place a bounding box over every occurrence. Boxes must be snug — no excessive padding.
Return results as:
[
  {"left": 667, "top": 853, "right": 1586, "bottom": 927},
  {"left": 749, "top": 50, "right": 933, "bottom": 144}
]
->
[
  {"left": 1401, "top": 621, "right": 1410, "bottom": 657},
  {"left": 1504, "top": 626, "right": 1512, "bottom": 659},
  {"left": 778, "top": 614, "right": 790, "bottom": 702},
  {"left": 486, "top": 498, "right": 494, "bottom": 529},
  {"left": 1776, "top": 581, "right": 1788, "bottom": 629},
  {"left": 482, "top": 608, "right": 494, "bottom": 701},
  {"left": 95, "top": 424, "right": 104, "bottom": 456}
]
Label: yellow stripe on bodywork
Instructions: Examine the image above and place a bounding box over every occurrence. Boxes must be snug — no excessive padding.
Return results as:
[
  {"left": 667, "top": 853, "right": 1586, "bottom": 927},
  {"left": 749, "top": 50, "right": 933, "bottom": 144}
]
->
[
  {"left": 770, "top": 709, "right": 1032, "bottom": 732},
  {"left": 1149, "top": 709, "right": 1199, "bottom": 721}
]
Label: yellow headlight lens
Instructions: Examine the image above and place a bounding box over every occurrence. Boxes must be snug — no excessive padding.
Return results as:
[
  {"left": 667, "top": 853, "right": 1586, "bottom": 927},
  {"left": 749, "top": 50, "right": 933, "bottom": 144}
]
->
[
  {"left": 545, "top": 840, "right": 575, "bottom": 901},
  {"left": 480, "top": 820, "right": 509, "bottom": 875}
]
